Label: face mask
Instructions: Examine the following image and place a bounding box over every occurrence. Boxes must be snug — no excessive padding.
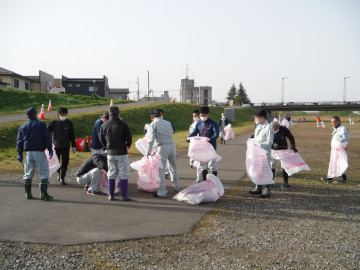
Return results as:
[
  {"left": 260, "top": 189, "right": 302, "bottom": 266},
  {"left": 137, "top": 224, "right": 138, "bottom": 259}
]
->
[
  {"left": 255, "top": 119, "right": 260, "bottom": 124},
  {"left": 193, "top": 117, "right": 199, "bottom": 122},
  {"left": 274, "top": 129, "right": 279, "bottom": 134},
  {"left": 200, "top": 117, "right": 208, "bottom": 122},
  {"left": 59, "top": 116, "right": 67, "bottom": 121}
]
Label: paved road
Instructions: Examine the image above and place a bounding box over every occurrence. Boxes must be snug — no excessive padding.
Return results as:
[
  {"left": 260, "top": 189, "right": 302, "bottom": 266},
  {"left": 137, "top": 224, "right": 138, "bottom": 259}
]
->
[
  {"left": 0, "top": 134, "right": 248, "bottom": 245},
  {"left": 0, "top": 101, "right": 160, "bottom": 124}
]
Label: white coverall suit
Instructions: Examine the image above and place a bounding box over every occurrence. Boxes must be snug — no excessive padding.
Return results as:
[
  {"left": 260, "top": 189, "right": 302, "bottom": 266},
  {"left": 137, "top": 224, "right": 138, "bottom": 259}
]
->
[
  {"left": 76, "top": 167, "right": 101, "bottom": 192},
  {"left": 254, "top": 121, "right": 274, "bottom": 169},
  {"left": 147, "top": 118, "right": 179, "bottom": 197},
  {"left": 330, "top": 124, "right": 350, "bottom": 175}
]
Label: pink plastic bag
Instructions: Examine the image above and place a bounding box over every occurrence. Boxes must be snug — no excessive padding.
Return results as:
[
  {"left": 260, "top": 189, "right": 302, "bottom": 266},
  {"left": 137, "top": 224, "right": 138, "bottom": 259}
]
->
[
  {"left": 224, "top": 124, "right": 235, "bottom": 141},
  {"left": 271, "top": 149, "right": 310, "bottom": 176},
  {"left": 188, "top": 137, "right": 222, "bottom": 162},
  {"left": 245, "top": 139, "right": 274, "bottom": 185},
  {"left": 321, "top": 121, "right": 326, "bottom": 128},
  {"left": 44, "top": 144, "right": 60, "bottom": 178},
  {"left": 137, "top": 172, "right": 158, "bottom": 192},
  {"left": 327, "top": 142, "right": 348, "bottom": 178},
  {"left": 173, "top": 174, "right": 224, "bottom": 204},
  {"left": 98, "top": 170, "right": 120, "bottom": 195}
]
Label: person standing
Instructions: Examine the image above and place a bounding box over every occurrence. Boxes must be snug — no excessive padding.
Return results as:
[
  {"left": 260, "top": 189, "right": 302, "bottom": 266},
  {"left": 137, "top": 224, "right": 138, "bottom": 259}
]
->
[
  {"left": 91, "top": 112, "right": 109, "bottom": 155},
  {"left": 147, "top": 108, "right": 179, "bottom": 198},
  {"left": 249, "top": 110, "right": 274, "bottom": 198},
  {"left": 100, "top": 106, "right": 132, "bottom": 201},
  {"left": 17, "top": 108, "right": 54, "bottom": 200},
  {"left": 48, "top": 107, "right": 76, "bottom": 185},
  {"left": 189, "top": 106, "right": 219, "bottom": 182},
  {"left": 76, "top": 154, "right": 108, "bottom": 195},
  {"left": 189, "top": 109, "right": 200, "bottom": 169},
  {"left": 316, "top": 115, "right": 321, "bottom": 128},
  {"left": 321, "top": 116, "right": 350, "bottom": 184},
  {"left": 218, "top": 113, "right": 229, "bottom": 144},
  {"left": 270, "top": 121, "right": 297, "bottom": 187}
]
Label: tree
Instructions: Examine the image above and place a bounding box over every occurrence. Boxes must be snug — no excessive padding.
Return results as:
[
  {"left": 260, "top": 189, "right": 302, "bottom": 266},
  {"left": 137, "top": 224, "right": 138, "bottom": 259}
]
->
[
  {"left": 236, "top": 82, "right": 251, "bottom": 105},
  {"left": 226, "top": 84, "right": 237, "bottom": 105}
]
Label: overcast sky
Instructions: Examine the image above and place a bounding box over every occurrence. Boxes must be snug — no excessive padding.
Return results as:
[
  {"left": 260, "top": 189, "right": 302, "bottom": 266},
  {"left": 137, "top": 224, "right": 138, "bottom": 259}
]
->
[{"left": 1, "top": 0, "right": 359, "bottom": 103}]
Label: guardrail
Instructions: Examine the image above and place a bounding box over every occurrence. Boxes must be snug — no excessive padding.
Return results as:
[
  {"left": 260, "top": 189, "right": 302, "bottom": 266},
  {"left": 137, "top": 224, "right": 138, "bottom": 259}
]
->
[{"left": 251, "top": 101, "right": 360, "bottom": 107}]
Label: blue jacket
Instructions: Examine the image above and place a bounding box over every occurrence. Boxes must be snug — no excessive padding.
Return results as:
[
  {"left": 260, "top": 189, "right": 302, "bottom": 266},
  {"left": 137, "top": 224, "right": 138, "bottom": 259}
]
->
[
  {"left": 17, "top": 118, "right": 52, "bottom": 154},
  {"left": 189, "top": 118, "right": 219, "bottom": 150},
  {"left": 91, "top": 118, "right": 104, "bottom": 150}
]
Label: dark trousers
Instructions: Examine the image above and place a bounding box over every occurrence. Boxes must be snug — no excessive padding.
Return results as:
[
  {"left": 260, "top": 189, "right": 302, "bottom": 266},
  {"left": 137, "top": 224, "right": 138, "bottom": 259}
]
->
[{"left": 55, "top": 146, "right": 70, "bottom": 179}]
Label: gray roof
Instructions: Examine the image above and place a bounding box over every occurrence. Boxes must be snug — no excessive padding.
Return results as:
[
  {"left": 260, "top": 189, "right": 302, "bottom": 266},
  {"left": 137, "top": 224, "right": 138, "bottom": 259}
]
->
[{"left": 0, "top": 67, "right": 35, "bottom": 81}]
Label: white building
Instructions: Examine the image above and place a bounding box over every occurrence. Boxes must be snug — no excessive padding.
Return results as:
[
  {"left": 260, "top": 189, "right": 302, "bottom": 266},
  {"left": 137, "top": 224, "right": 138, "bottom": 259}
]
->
[{"left": 180, "top": 77, "right": 212, "bottom": 105}]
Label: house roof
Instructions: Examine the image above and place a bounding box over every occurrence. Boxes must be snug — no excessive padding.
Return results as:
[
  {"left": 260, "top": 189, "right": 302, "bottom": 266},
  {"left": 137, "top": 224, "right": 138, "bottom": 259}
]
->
[
  {"left": 62, "top": 75, "right": 105, "bottom": 82},
  {"left": 0, "top": 67, "right": 35, "bottom": 81},
  {"left": 25, "top": 76, "right": 40, "bottom": 82}
]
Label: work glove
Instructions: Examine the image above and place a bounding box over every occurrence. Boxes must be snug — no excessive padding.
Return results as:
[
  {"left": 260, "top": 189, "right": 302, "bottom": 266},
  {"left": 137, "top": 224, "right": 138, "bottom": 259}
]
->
[
  {"left": 48, "top": 149, "right": 53, "bottom": 159},
  {"left": 291, "top": 147, "right": 298, "bottom": 153},
  {"left": 17, "top": 153, "right": 23, "bottom": 164},
  {"left": 72, "top": 147, "right": 76, "bottom": 154}
]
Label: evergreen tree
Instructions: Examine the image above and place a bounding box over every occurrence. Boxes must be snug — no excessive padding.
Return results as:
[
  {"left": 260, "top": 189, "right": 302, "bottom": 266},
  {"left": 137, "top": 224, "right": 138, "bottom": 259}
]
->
[
  {"left": 226, "top": 84, "right": 237, "bottom": 105},
  {"left": 236, "top": 82, "right": 251, "bottom": 105}
]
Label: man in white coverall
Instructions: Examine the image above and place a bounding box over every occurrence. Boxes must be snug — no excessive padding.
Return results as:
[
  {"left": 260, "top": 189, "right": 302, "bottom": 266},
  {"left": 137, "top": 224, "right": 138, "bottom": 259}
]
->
[
  {"left": 147, "top": 108, "right": 179, "bottom": 198},
  {"left": 249, "top": 109, "right": 274, "bottom": 198},
  {"left": 321, "top": 116, "right": 350, "bottom": 184}
]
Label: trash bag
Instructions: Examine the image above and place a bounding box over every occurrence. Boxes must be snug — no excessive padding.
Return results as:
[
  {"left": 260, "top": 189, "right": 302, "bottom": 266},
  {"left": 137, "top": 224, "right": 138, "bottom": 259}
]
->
[
  {"left": 98, "top": 170, "right": 120, "bottom": 195},
  {"left": 271, "top": 149, "right": 310, "bottom": 176},
  {"left": 137, "top": 172, "right": 158, "bottom": 192},
  {"left": 327, "top": 142, "right": 348, "bottom": 178},
  {"left": 281, "top": 119, "right": 289, "bottom": 128},
  {"left": 321, "top": 121, "right": 326, "bottom": 128},
  {"left": 173, "top": 174, "right": 224, "bottom": 204},
  {"left": 188, "top": 136, "right": 222, "bottom": 162},
  {"left": 45, "top": 144, "right": 61, "bottom": 178},
  {"left": 135, "top": 136, "right": 149, "bottom": 156},
  {"left": 245, "top": 139, "right": 274, "bottom": 185},
  {"left": 224, "top": 124, "right": 235, "bottom": 141}
]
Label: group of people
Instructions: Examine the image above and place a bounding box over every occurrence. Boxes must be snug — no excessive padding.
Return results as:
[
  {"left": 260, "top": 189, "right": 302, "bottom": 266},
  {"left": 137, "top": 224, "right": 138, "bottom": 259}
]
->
[{"left": 16, "top": 104, "right": 350, "bottom": 201}]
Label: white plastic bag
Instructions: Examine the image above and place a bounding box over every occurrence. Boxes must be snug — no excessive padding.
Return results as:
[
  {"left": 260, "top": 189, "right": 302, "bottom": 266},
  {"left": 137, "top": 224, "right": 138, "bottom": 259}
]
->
[
  {"left": 188, "top": 137, "right": 222, "bottom": 162},
  {"left": 44, "top": 144, "right": 61, "bottom": 178},
  {"left": 281, "top": 119, "right": 289, "bottom": 128},
  {"left": 224, "top": 124, "right": 235, "bottom": 141},
  {"left": 173, "top": 174, "right": 224, "bottom": 204},
  {"left": 245, "top": 139, "right": 274, "bottom": 185},
  {"left": 327, "top": 142, "right": 348, "bottom": 178},
  {"left": 271, "top": 149, "right": 310, "bottom": 176},
  {"left": 135, "top": 136, "right": 149, "bottom": 156},
  {"left": 98, "top": 170, "right": 120, "bottom": 195},
  {"left": 321, "top": 121, "right": 326, "bottom": 128}
]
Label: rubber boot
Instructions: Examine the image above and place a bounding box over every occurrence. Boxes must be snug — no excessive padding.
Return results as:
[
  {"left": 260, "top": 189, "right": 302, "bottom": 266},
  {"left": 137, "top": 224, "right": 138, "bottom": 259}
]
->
[
  {"left": 108, "top": 179, "right": 115, "bottom": 201},
  {"left": 249, "top": 185, "right": 262, "bottom": 194},
  {"left": 24, "top": 180, "right": 32, "bottom": 199},
  {"left": 220, "top": 138, "right": 223, "bottom": 144},
  {"left": 335, "top": 175, "right": 347, "bottom": 184},
  {"left": 202, "top": 170, "right": 208, "bottom": 181},
  {"left": 40, "top": 180, "right": 53, "bottom": 200},
  {"left": 60, "top": 167, "right": 67, "bottom": 185},
  {"left": 283, "top": 169, "right": 291, "bottom": 187},
  {"left": 271, "top": 169, "right": 276, "bottom": 178},
  {"left": 261, "top": 185, "right": 271, "bottom": 198},
  {"left": 213, "top": 171, "right": 218, "bottom": 177},
  {"left": 120, "top": 179, "right": 131, "bottom": 201}
]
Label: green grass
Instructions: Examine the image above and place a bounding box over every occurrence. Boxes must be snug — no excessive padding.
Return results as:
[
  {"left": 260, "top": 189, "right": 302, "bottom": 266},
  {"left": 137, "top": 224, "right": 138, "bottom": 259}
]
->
[
  {"left": 0, "top": 88, "right": 132, "bottom": 116},
  {"left": 0, "top": 103, "right": 255, "bottom": 172}
]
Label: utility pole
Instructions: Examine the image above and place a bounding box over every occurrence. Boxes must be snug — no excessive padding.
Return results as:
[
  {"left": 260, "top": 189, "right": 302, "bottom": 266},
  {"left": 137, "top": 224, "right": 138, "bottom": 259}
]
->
[
  {"left": 147, "top": 70, "right": 150, "bottom": 101},
  {"left": 343, "top": 76, "right": 350, "bottom": 103},
  {"left": 281, "top": 77, "right": 287, "bottom": 104},
  {"left": 137, "top": 77, "right": 139, "bottom": 101}
]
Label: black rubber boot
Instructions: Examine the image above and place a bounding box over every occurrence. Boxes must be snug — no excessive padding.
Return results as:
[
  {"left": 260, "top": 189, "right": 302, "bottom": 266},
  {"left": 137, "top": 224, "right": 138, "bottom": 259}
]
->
[
  {"left": 24, "top": 180, "right": 32, "bottom": 199},
  {"left": 249, "top": 185, "right": 262, "bottom": 194},
  {"left": 261, "top": 185, "right": 271, "bottom": 198},
  {"left": 271, "top": 169, "right": 276, "bottom": 178},
  {"left": 213, "top": 171, "right": 218, "bottom": 176},
  {"left": 40, "top": 180, "right": 54, "bottom": 200},
  {"left": 335, "top": 175, "right": 347, "bottom": 184},
  {"left": 202, "top": 170, "right": 208, "bottom": 181},
  {"left": 283, "top": 169, "right": 291, "bottom": 187}
]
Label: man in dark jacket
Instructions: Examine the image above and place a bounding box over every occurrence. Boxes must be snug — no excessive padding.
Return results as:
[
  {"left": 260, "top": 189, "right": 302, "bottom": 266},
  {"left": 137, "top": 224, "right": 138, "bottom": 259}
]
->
[
  {"left": 271, "top": 121, "right": 297, "bottom": 187},
  {"left": 76, "top": 154, "right": 108, "bottom": 194},
  {"left": 17, "top": 107, "right": 54, "bottom": 200},
  {"left": 100, "top": 106, "right": 132, "bottom": 201},
  {"left": 48, "top": 107, "right": 76, "bottom": 185},
  {"left": 189, "top": 106, "right": 219, "bottom": 182},
  {"left": 218, "top": 113, "right": 229, "bottom": 144},
  {"left": 91, "top": 112, "right": 109, "bottom": 155}
]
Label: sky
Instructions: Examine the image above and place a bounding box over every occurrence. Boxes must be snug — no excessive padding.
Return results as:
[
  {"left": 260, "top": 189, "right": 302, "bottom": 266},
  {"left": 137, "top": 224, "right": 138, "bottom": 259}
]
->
[{"left": 1, "top": 0, "right": 359, "bottom": 103}]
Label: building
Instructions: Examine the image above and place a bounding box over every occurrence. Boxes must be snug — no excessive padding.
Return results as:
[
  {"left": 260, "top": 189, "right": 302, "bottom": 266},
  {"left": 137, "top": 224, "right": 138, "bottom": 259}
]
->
[
  {"left": 0, "top": 67, "right": 33, "bottom": 91},
  {"left": 26, "top": 70, "right": 55, "bottom": 92},
  {"left": 109, "top": 88, "right": 129, "bottom": 99},
  {"left": 62, "top": 75, "right": 110, "bottom": 97},
  {"left": 180, "top": 77, "right": 212, "bottom": 105}
]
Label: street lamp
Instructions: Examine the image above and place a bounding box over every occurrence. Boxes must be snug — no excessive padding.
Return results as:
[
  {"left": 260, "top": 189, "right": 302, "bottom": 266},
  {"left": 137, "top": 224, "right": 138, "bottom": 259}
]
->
[
  {"left": 281, "top": 77, "right": 287, "bottom": 104},
  {"left": 343, "top": 76, "right": 350, "bottom": 103}
]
